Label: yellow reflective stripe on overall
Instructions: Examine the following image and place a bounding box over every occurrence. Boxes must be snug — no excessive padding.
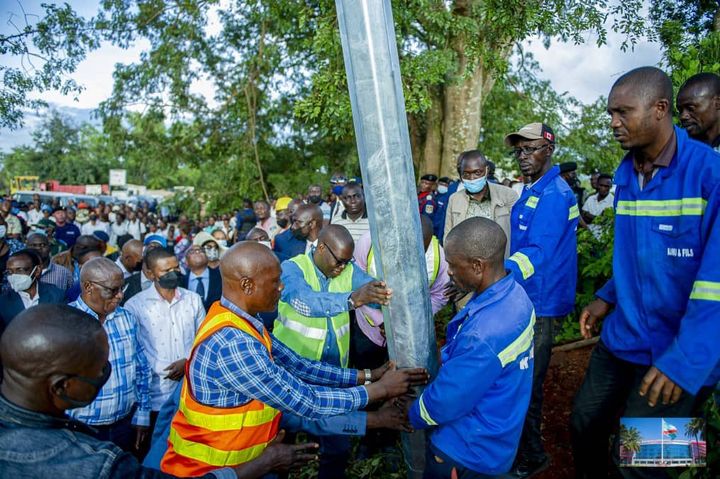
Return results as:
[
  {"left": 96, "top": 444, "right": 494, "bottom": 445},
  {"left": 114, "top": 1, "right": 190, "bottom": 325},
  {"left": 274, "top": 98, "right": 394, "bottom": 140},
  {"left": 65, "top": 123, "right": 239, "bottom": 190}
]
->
[
  {"left": 616, "top": 198, "right": 707, "bottom": 217},
  {"left": 689, "top": 281, "right": 720, "bottom": 301},
  {"left": 525, "top": 196, "right": 539, "bottom": 209},
  {"left": 168, "top": 428, "right": 268, "bottom": 467},
  {"left": 568, "top": 204, "right": 580, "bottom": 220},
  {"left": 497, "top": 311, "right": 536, "bottom": 367},
  {"left": 418, "top": 394, "right": 437, "bottom": 426},
  {"left": 508, "top": 252, "right": 534, "bottom": 280}
]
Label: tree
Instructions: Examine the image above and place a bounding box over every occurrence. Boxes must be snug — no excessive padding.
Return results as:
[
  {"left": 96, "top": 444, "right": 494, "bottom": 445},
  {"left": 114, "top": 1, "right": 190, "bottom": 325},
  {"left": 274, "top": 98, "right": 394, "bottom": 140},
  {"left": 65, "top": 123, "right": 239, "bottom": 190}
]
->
[{"left": 619, "top": 424, "right": 642, "bottom": 465}]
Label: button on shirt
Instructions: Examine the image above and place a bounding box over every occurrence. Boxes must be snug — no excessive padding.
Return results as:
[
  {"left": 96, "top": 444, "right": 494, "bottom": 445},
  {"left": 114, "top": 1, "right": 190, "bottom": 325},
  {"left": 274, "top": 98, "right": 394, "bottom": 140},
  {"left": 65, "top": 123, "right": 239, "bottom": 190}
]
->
[
  {"left": 125, "top": 286, "right": 205, "bottom": 411},
  {"left": 68, "top": 298, "right": 152, "bottom": 427}
]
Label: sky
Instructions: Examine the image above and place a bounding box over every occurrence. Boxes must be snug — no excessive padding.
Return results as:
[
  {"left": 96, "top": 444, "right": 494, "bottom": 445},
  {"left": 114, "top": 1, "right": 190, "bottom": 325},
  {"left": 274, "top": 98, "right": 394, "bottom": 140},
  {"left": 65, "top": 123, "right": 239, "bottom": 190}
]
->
[
  {"left": 621, "top": 417, "right": 699, "bottom": 442},
  {"left": 0, "top": 0, "right": 663, "bottom": 152}
]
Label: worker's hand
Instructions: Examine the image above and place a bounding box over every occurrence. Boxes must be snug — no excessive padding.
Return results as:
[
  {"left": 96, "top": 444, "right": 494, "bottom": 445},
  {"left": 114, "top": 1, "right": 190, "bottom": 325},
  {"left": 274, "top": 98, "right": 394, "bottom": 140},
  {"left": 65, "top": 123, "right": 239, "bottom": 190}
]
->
[
  {"left": 579, "top": 298, "right": 612, "bottom": 339},
  {"left": 444, "top": 282, "right": 466, "bottom": 303},
  {"left": 367, "top": 400, "right": 413, "bottom": 432},
  {"left": 639, "top": 366, "right": 683, "bottom": 407},
  {"left": 370, "top": 360, "right": 393, "bottom": 382},
  {"left": 164, "top": 359, "right": 187, "bottom": 381},
  {"left": 352, "top": 281, "right": 393, "bottom": 308},
  {"left": 263, "top": 430, "right": 319, "bottom": 472},
  {"left": 366, "top": 364, "right": 429, "bottom": 401},
  {"left": 133, "top": 426, "right": 150, "bottom": 453}
]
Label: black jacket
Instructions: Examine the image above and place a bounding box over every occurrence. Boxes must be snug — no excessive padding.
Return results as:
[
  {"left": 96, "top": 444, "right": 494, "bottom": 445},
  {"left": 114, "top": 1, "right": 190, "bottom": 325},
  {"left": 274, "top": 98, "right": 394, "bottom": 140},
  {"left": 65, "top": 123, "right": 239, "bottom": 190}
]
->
[{"left": 181, "top": 267, "right": 222, "bottom": 312}]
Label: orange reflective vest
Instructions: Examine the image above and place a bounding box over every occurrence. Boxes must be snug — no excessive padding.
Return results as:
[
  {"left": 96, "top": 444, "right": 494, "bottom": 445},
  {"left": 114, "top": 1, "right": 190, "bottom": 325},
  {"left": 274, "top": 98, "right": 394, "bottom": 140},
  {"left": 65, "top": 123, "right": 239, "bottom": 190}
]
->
[{"left": 160, "top": 302, "right": 282, "bottom": 476}]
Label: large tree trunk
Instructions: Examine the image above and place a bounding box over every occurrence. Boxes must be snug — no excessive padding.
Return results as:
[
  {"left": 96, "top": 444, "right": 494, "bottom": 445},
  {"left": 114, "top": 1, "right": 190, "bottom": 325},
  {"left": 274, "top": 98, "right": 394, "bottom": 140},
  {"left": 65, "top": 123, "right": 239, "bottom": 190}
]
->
[{"left": 422, "top": 89, "right": 443, "bottom": 177}]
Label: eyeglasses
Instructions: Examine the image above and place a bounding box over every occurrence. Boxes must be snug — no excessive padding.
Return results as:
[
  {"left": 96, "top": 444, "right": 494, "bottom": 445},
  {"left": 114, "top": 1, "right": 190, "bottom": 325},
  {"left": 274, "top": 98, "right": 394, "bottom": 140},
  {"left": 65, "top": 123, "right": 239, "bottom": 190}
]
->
[
  {"left": 323, "top": 242, "right": 353, "bottom": 267},
  {"left": 90, "top": 281, "right": 128, "bottom": 299},
  {"left": 511, "top": 144, "right": 550, "bottom": 158}
]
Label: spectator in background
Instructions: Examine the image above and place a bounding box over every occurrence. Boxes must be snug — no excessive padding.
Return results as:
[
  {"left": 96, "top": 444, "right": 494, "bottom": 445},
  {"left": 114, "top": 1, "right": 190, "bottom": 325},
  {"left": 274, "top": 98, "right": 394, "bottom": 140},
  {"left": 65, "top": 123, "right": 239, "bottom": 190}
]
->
[
  {"left": 308, "top": 184, "right": 332, "bottom": 223},
  {"left": 125, "top": 248, "right": 205, "bottom": 430},
  {"left": 1, "top": 200, "right": 22, "bottom": 239},
  {"left": 581, "top": 173, "right": 615, "bottom": 238},
  {"left": 93, "top": 230, "right": 119, "bottom": 261},
  {"left": 210, "top": 229, "right": 229, "bottom": 249},
  {"left": 65, "top": 249, "right": 104, "bottom": 303},
  {"left": 433, "top": 176, "right": 452, "bottom": 241},
  {"left": 27, "top": 199, "right": 43, "bottom": 227},
  {"left": 181, "top": 245, "right": 222, "bottom": 312},
  {"left": 289, "top": 204, "right": 324, "bottom": 255},
  {"left": 0, "top": 215, "right": 25, "bottom": 279},
  {"left": 110, "top": 212, "right": 128, "bottom": 247},
  {"left": 53, "top": 210, "right": 81, "bottom": 247},
  {"left": 486, "top": 159, "right": 499, "bottom": 183},
  {"left": 559, "top": 161, "right": 586, "bottom": 209},
  {"left": 273, "top": 199, "right": 306, "bottom": 262},
  {"left": 254, "top": 200, "right": 279, "bottom": 240},
  {"left": 66, "top": 207, "right": 78, "bottom": 226},
  {"left": 81, "top": 210, "right": 110, "bottom": 237},
  {"left": 192, "top": 232, "right": 224, "bottom": 269},
  {"left": 35, "top": 218, "right": 66, "bottom": 255},
  {"left": 274, "top": 196, "right": 294, "bottom": 235},
  {"left": 115, "top": 239, "right": 144, "bottom": 280},
  {"left": 127, "top": 210, "right": 147, "bottom": 241},
  {"left": 331, "top": 183, "right": 370, "bottom": 243},
  {"left": 52, "top": 234, "right": 103, "bottom": 284},
  {"left": 0, "top": 250, "right": 65, "bottom": 331},
  {"left": 677, "top": 72, "right": 720, "bottom": 150},
  {"left": 234, "top": 198, "right": 256, "bottom": 240},
  {"left": 25, "top": 232, "right": 73, "bottom": 292},
  {"left": 68, "top": 257, "right": 152, "bottom": 455}
]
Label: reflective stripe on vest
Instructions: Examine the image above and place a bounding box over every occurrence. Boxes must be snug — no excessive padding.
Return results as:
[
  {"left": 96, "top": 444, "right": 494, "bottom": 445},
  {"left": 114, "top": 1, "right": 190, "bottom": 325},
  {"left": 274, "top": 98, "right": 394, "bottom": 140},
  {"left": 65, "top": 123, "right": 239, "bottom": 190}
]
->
[
  {"left": 161, "top": 303, "right": 281, "bottom": 477},
  {"left": 368, "top": 236, "right": 440, "bottom": 286},
  {"left": 274, "top": 254, "right": 353, "bottom": 367}
]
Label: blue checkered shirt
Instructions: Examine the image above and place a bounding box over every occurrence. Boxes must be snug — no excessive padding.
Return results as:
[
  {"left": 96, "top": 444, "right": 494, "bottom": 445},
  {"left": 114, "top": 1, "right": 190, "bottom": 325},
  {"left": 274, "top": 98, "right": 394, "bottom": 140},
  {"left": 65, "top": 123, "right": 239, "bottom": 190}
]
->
[
  {"left": 187, "top": 297, "right": 368, "bottom": 419},
  {"left": 68, "top": 297, "right": 152, "bottom": 427}
]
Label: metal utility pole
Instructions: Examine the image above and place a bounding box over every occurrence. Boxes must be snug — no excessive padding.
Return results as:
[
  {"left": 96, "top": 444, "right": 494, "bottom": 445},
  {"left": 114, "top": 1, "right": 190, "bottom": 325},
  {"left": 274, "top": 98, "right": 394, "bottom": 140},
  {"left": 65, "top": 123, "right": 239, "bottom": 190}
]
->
[{"left": 334, "top": 1, "right": 438, "bottom": 477}]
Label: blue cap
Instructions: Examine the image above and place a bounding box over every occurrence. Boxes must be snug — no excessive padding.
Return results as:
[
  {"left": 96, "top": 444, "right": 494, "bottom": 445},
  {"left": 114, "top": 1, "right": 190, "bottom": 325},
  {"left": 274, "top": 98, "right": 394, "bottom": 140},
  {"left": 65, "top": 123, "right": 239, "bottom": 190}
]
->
[
  {"left": 332, "top": 185, "right": 344, "bottom": 196},
  {"left": 93, "top": 230, "right": 110, "bottom": 243},
  {"left": 144, "top": 234, "right": 167, "bottom": 248}
]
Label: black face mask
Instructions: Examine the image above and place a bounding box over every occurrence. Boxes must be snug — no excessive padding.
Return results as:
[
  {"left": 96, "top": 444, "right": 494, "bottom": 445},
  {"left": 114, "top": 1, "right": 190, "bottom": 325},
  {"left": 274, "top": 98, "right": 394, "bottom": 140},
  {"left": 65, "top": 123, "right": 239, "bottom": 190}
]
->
[
  {"left": 58, "top": 361, "right": 112, "bottom": 408},
  {"left": 277, "top": 218, "right": 289, "bottom": 229},
  {"left": 307, "top": 195, "right": 322, "bottom": 204},
  {"left": 292, "top": 228, "right": 308, "bottom": 240},
  {"left": 158, "top": 270, "right": 181, "bottom": 289},
  {"left": 132, "top": 261, "right": 143, "bottom": 272}
]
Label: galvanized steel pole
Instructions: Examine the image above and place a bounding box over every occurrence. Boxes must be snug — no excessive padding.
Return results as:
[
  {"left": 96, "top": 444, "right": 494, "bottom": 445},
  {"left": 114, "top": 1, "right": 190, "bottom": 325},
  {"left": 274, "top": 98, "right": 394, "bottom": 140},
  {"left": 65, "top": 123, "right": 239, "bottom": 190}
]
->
[{"left": 334, "top": 1, "right": 438, "bottom": 476}]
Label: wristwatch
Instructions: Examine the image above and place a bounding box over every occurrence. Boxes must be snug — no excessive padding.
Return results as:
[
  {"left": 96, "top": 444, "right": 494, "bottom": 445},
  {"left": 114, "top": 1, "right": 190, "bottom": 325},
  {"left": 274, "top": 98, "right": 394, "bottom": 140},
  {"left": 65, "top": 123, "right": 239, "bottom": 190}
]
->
[
  {"left": 347, "top": 295, "right": 356, "bottom": 310},
  {"left": 364, "top": 368, "right": 372, "bottom": 385}
]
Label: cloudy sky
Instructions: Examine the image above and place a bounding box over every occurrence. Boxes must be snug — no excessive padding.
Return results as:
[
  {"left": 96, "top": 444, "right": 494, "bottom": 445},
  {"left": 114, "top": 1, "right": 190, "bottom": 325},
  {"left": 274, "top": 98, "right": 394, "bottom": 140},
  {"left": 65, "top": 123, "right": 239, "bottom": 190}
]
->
[{"left": 0, "top": 0, "right": 662, "bottom": 151}]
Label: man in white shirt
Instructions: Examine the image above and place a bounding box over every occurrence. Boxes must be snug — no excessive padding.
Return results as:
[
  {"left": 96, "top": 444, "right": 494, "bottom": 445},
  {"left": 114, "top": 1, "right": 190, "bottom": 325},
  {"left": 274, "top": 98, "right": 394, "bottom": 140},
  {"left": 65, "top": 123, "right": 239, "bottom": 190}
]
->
[
  {"left": 81, "top": 211, "right": 111, "bottom": 236},
  {"left": 27, "top": 200, "right": 44, "bottom": 226},
  {"left": 126, "top": 210, "right": 147, "bottom": 241},
  {"left": 581, "top": 173, "right": 615, "bottom": 238},
  {"left": 110, "top": 213, "right": 129, "bottom": 247},
  {"left": 124, "top": 247, "right": 205, "bottom": 416},
  {"left": 330, "top": 183, "right": 370, "bottom": 243}
]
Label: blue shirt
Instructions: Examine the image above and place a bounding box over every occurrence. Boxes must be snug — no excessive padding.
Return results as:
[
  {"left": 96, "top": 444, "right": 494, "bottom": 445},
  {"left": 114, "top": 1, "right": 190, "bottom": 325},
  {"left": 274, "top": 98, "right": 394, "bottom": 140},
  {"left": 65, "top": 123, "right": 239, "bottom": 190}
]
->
[
  {"left": 280, "top": 253, "right": 376, "bottom": 365},
  {"left": 188, "top": 268, "right": 209, "bottom": 301},
  {"left": 54, "top": 223, "right": 81, "bottom": 248},
  {"left": 505, "top": 165, "right": 578, "bottom": 316},
  {"left": 188, "top": 297, "right": 368, "bottom": 418},
  {"left": 597, "top": 127, "right": 720, "bottom": 394},
  {"left": 68, "top": 298, "right": 152, "bottom": 427},
  {"left": 409, "top": 273, "right": 535, "bottom": 474},
  {"left": 273, "top": 228, "right": 307, "bottom": 263}
]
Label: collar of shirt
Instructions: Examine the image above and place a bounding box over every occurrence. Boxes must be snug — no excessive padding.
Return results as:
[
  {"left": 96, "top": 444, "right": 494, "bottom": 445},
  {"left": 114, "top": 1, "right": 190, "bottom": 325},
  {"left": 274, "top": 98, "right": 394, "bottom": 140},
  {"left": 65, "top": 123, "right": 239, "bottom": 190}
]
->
[
  {"left": 632, "top": 130, "right": 676, "bottom": 174},
  {"left": 18, "top": 289, "right": 39, "bottom": 307},
  {"left": 147, "top": 283, "right": 182, "bottom": 305},
  {"left": 467, "top": 185, "right": 492, "bottom": 203},
  {"left": 341, "top": 209, "right": 368, "bottom": 220},
  {"left": 115, "top": 258, "right": 130, "bottom": 277},
  {"left": 189, "top": 267, "right": 209, "bottom": 282},
  {"left": 219, "top": 296, "right": 265, "bottom": 336},
  {"left": 526, "top": 165, "right": 561, "bottom": 194},
  {"left": 73, "top": 296, "right": 121, "bottom": 323},
  {"left": 447, "top": 273, "right": 515, "bottom": 341}
]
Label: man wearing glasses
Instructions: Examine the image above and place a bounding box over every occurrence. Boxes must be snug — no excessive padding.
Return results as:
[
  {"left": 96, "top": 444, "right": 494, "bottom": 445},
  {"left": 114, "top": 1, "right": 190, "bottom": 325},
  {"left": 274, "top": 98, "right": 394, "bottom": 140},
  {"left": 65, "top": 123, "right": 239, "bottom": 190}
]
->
[
  {"left": 274, "top": 224, "right": 392, "bottom": 479},
  {"left": 504, "top": 123, "right": 579, "bottom": 478},
  {"left": 69, "top": 257, "right": 153, "bottom": 458}
]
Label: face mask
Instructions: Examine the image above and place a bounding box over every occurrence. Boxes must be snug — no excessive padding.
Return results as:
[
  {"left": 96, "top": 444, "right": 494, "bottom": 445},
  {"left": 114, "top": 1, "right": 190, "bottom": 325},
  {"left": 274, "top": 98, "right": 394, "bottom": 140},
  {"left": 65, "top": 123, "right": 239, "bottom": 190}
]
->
[
  {"left": 204, "top": 247, "right": 220, "bottom": 261},
  {"left": 463, "top": 176, "right": 487, "bottom": 194},
  {"left": 216, "top": 239, "right": 227, "bottom": 248},
  {"left": 437, "top": 185, "right": 448, "bottom": 194},
  {"left": 7, "top": 267, "right": 37, "bottom": 292},
  {"left": 0, "top": 225, "right": 5, "bottom": 239},
  {"left": 292, "top": 228, "right": 308, "bottom": 240},
  {"left": 89, "top": 215, "right": 98, "bottom": 222},
  {"left": 308, "top": 195, "right": 322, "bottom": 204},
  {"left": 259, "top": 241, "right": 272, "bottom": 249},
  {"left": 276, "top": 218, "right": 289, "bottom": 229},
  {"left": 158, "top": 270, "right": 181, "bottom": 289},
  {"left": 58, "top": 361, "right": 112, "bottom": 409}
]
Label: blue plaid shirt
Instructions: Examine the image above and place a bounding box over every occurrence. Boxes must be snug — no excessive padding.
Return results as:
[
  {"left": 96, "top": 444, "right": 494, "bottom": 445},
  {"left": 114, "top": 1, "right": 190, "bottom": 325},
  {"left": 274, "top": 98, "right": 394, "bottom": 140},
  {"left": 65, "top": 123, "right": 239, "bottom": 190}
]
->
[
  {"left": 187, "top": 297, "right": 369, "bottom": 419},
  {"left": 68, "top": 298, "right": 152, "bottom": 427}
]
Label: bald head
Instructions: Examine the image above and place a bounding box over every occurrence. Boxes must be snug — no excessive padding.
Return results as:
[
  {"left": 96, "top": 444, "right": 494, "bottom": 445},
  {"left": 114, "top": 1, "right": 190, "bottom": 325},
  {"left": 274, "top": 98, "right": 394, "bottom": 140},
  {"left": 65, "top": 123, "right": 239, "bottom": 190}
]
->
[
  {"left": 221, "top": 241, "right": 280, "bottom": 282},
  {"left": 445, "top": 217, "right": 506, "bottom": 266},
  {"left": 219, "top": 242, "right": 282, "bottom": 313},
  {"left": 296, "top": 204, "right": 323, "bottom": 225},
  {"left": 80, "top": 257, "right": 123, "bottom": 283},
  {"left": 1, "top": 304, "right": 107, "bottom": 384},
  {"left": 612, "top": 66, "right": 673, "bottom": 108},
  {"left": 318, "top": 224, "right": 354, "bottom": 251},
  {"left": 121, "top": 239, "right": 143, "bottom": 257}
]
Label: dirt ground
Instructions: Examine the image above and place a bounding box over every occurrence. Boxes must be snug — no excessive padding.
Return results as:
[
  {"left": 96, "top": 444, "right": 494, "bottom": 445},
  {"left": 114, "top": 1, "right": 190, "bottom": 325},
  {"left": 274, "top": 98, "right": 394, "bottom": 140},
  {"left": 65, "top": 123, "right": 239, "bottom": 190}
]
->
[{"left": 535, "top": 344, "right": 594, "bottom": 479}]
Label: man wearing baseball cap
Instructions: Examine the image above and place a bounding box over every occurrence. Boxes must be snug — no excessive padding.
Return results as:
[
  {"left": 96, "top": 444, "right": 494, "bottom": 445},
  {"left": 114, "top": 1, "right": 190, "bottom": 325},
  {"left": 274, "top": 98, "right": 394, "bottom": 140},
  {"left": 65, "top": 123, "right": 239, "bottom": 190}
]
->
[{"left": 504, "top": 122, "right": 579, "bottom": 478}]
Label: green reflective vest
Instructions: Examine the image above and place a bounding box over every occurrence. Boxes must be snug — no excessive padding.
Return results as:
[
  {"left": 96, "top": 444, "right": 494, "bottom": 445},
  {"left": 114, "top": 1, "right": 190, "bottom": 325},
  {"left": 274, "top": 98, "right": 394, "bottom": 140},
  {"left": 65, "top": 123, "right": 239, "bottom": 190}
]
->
[
  {"left": 274, "top": 254, "right": 354, "bottom": 367},
  {"left": 367, "top": 235, "right": 440, "bottom": 286}
]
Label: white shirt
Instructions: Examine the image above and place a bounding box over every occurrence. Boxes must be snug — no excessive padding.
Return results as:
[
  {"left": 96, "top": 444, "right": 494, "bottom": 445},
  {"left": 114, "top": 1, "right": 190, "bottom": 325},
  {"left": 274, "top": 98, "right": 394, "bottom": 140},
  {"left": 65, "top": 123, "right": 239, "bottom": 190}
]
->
[
  {"left": 81, "top": 220, "right": 110, "bottom": 236},
  {"left": 115, "top": 258, "right": 132, "bottom": 279},
  {"left": 18, "top": 289, "right": 40, "bottom": 310},
  {"left": 110, "top": 221, "right": 129, "bottom": 246},
  {"left": 582, "top": 193, "right": 615, "bottom": 217},
  {"left": 127, "top": 219, "right": 147, "bottom": 241},
  {"left": 27, "top": 208, "right": 44, "bottom": 226},
  {"left": 125, "top": 285, "right": 205, "bottom": 410},
  {"left": 305, "top": 238, "right": 318, "bottom": 255}
]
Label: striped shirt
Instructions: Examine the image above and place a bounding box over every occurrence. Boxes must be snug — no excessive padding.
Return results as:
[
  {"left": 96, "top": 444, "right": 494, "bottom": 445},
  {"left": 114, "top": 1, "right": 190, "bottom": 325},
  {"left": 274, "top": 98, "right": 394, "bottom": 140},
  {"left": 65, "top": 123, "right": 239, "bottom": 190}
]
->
[
  {"left": 330, "top": 210, "right": 370, "bottom": 243},
  {"left": 68, "top": 298, "right": 152, "bottom": 427},
  {"left": 40, "top": 262, "right": 73, "bottom": 291},
  {"left": 187, "top": 297, "right": 369, "bottom": 420}
]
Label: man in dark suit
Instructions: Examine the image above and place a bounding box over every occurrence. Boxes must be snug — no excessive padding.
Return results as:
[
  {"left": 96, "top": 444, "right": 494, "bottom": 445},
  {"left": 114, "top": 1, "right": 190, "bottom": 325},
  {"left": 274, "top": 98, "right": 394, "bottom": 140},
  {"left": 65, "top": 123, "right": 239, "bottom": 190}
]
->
[
  {"left": 0, "top": 250, "right": 65, "bottom": 331},
  {"left": 181, "top": 245, "right": 222, "bottom": 311},
  {"left": 273, "top": 199, "right": 307, "bottom": 262}
]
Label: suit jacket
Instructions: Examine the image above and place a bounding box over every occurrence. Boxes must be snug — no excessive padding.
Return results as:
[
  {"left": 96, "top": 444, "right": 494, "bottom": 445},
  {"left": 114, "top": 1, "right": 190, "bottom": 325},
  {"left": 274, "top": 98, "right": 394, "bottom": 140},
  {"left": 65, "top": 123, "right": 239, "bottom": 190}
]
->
[
  {"left": 120, "top": 272, "right": 143, "bottom": 307},
  {"left": 0, "top": 282, "right": 65, "bottom": 331},
  {"left": 181, "top": 267, "right": 222, "bottom": 312},
  {"left": 273, "top": 229, "right": 306, "bottom": 263}
]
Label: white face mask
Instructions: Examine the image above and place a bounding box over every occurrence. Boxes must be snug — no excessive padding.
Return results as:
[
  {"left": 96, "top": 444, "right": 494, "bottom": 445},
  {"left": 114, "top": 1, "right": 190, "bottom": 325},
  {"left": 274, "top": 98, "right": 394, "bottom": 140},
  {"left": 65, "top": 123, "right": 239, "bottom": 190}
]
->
[
  {"left": 258, "top": 241, "right": 272, "bottom": 249},
  {"left": 437, "top": 185, "right": 448, "bottom": 194},
  {"left": 8, "top": 266, "right": 37, "bottom": 292},
  {"left": 216, "top": 239, "right": 227, "bottom": 248},
  {"left": 204, "top": 247, "right": 220, "bottom": 261},
  {"left": 0, "top": 225, "right": 6, "bottom": 239}
]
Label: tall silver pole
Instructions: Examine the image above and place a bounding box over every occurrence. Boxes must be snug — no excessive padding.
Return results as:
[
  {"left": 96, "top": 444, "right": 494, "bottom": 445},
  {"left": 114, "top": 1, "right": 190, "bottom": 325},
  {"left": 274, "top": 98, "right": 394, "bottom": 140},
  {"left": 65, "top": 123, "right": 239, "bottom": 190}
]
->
[{"left": 334, "top": 1, "right": 438, "bottom": 477}]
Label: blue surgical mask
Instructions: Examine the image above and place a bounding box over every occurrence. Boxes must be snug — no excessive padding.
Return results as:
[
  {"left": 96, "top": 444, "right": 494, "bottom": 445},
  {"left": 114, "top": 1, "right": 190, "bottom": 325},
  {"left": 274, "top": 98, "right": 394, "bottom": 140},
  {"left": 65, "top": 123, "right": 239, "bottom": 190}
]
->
[
  {"left": 463, "top": 176, "right": 487, "bottom": 194},
  {"left": 437, "top": 185, "right": 448, "bottom": 194}
]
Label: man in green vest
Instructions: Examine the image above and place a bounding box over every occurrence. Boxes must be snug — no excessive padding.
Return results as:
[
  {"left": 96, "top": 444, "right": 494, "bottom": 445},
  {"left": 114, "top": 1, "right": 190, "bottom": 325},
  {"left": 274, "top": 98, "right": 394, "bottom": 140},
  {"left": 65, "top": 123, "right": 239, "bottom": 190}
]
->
[{"left": 274, "top": 224, "right": 392, "bottom": 479}]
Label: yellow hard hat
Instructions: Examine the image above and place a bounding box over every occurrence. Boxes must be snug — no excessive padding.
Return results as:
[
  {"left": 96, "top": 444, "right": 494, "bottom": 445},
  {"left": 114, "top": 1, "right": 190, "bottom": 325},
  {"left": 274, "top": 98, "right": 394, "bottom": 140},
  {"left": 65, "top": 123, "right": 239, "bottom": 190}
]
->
[{"left": 275, "top": 196, "right": 293, "bottom": 212}]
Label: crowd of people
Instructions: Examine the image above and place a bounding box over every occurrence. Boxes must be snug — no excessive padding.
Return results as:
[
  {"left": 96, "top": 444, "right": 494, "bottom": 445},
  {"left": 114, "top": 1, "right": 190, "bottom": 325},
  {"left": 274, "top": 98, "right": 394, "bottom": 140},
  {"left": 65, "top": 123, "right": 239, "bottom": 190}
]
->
[{"left": 0, "top": 66, "right": 719, "bottom": 479}]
